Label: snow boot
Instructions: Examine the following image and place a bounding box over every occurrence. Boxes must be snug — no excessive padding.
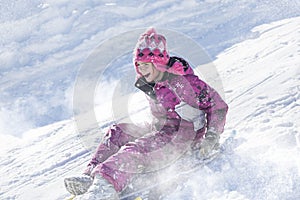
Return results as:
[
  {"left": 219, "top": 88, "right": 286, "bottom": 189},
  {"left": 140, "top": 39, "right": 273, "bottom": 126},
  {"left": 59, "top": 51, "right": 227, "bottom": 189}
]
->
[
  {"left": 74, "top": 174, "right": 119, "bottom": 200},
  {"left": 64, "top": 175, "right": 93, "bottom": 195}
]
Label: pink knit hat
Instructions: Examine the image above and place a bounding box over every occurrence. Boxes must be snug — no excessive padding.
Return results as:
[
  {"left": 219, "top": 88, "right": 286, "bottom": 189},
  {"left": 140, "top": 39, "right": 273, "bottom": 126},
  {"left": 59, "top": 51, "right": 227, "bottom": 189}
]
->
[
  {"left": 133, "top": 27, "right": 169, "bottom": 76},
  {"left": 133, "top": 27, "right": 194, "bottom": 76}
]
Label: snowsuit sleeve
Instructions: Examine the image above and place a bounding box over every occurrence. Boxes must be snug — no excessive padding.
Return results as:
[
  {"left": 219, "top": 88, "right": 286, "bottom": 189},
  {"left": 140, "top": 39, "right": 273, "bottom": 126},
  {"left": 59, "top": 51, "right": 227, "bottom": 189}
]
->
[
  {"left": 170, "top": 74, "right": 228, "bottom": 134},
  {"left": 149, "top": 83, "right": 182, "bottom": 134}
]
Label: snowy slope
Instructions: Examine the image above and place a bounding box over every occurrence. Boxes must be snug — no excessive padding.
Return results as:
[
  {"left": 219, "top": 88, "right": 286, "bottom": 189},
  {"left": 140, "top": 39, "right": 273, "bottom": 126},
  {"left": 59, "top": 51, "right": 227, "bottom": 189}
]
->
[
  {"left": 1, "top": 0, "right": 300, "bottom": 199},
  {"left": 179, "top": 16, "right": 300, "bottom": 200},
  {"left": 1, "top": 0, "right": 299, "bottom": 136},
  {"left": 0, "top": 15, "right": 299, "bottom": 200}
]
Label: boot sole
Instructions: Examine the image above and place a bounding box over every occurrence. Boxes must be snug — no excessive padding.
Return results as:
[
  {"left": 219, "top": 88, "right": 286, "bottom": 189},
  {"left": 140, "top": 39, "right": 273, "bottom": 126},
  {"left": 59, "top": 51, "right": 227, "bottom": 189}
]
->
[{"left": 64, "top": 177, "right": 93, "bottom": 195}]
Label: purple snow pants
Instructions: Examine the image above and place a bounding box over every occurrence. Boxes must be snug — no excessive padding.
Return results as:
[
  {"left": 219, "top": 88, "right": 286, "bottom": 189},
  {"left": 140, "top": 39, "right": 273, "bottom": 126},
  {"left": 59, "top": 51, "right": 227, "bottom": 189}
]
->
[{"left": 85, "top": 122, "right": 205, "bottom": 192}]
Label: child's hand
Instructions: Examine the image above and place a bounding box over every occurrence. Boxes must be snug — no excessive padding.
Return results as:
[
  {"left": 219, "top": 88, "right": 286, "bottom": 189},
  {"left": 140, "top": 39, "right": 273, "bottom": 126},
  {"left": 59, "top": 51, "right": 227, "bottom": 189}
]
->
[{"left": 199, "top": 131, "right": 220, "bottom": 158}]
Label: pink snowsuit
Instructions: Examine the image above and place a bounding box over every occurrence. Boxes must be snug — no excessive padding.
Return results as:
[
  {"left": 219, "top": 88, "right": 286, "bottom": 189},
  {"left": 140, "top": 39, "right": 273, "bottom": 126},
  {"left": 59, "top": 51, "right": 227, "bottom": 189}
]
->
[{"left": 85, "top": 63, "right": 228, "bottom": 192}]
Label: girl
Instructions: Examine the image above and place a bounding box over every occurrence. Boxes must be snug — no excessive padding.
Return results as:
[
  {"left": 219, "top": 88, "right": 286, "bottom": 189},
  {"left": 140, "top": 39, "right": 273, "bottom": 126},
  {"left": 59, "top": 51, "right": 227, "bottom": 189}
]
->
[{"left": 64, "top": 27, "right": 228, "bottom": 200}]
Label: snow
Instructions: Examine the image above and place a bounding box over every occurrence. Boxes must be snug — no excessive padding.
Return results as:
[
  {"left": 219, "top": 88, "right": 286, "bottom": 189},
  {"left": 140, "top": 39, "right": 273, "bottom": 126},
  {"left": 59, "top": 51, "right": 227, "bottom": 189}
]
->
[{"left": 0, "top": 0, "right": 300, "bottom": 199}]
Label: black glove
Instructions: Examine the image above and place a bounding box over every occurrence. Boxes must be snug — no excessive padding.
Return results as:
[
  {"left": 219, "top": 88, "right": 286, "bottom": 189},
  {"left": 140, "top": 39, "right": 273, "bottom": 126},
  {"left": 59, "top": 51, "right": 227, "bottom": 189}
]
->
[{"left": 199, "top": 131, "right": 220, "bottom": 158}]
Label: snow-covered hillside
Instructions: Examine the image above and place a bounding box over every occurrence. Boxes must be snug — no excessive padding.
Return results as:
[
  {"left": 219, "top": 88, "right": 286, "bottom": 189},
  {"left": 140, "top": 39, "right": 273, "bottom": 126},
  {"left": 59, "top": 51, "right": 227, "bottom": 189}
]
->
[
  {"left": 1, "top": 0, "right": 299, "bottom": 136},
  {"left": 0, "top": 0, "right": 300, "bottom": 199},
  {"left": 1, "top": 15, "right": 299, "bottom": 200}
]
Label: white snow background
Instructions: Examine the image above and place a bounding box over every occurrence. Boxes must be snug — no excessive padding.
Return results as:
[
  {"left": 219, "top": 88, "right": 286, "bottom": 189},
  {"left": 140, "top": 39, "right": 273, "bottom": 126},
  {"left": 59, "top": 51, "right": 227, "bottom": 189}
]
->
[{"left": 0, "top": 0, "right": 300, "bottom": 199}]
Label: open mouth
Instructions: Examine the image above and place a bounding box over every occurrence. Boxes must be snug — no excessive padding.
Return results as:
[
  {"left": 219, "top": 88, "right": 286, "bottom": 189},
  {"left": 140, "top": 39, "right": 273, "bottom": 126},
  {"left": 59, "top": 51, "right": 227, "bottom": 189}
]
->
[{"left": 144, "top": 73, "right": 150, "bottom": 78}]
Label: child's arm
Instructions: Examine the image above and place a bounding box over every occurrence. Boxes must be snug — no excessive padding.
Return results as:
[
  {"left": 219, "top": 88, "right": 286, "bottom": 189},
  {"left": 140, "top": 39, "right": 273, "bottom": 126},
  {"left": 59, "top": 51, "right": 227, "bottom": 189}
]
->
[
  {"left": 171, "top": 74, "right": 228, "bottom": 134},
  {"left": 171, "top": 74, "right": 228, "bottom": 157}
]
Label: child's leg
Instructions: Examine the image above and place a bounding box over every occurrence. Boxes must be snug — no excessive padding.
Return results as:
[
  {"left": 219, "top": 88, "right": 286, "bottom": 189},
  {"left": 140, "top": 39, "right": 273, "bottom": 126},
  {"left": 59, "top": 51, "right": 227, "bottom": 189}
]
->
[
  {"left": 92, "top": 122, "right": 196, "bottom": 192},
  {"left": 65, "top": 123, "right": 142, "bottom": 195},
  {"left": 84, "top": 123, "right": 149, "bottom": 175}
]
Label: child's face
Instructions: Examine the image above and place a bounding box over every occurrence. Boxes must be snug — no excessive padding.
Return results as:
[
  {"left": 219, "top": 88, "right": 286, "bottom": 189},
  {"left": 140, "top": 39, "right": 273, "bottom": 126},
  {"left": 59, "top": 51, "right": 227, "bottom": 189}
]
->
[{"left": 137, "top": 62, "right": 163, "bottom": 82}]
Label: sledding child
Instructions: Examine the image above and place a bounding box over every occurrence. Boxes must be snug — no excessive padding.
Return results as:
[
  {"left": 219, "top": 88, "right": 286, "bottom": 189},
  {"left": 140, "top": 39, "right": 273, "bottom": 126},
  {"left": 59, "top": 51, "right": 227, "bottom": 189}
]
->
[{"left": 64, "top": 27, "right": 228, "bottom": 200}]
